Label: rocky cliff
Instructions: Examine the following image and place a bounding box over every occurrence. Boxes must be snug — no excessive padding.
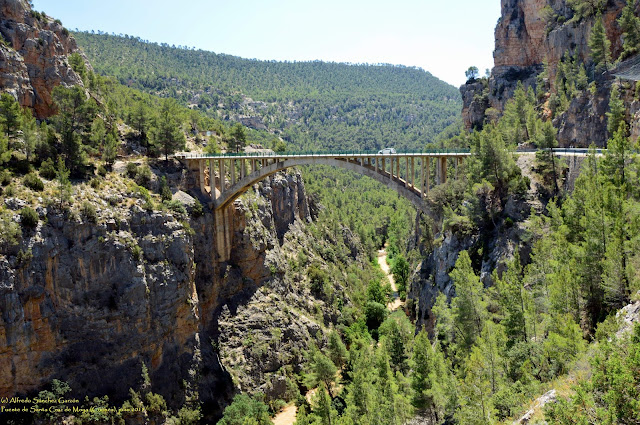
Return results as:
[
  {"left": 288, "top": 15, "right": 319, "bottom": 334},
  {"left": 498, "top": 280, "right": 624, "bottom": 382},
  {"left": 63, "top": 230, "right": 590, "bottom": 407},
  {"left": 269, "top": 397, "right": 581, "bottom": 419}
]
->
[
  {"left": 0, "top": 163, "right": 345, "bottom": 422},
  {"left": 0, "top": 0, "right": 84, "bottom": 118},
  {"left": 461, "top": 0, "right": 629, "bottom": 147}
]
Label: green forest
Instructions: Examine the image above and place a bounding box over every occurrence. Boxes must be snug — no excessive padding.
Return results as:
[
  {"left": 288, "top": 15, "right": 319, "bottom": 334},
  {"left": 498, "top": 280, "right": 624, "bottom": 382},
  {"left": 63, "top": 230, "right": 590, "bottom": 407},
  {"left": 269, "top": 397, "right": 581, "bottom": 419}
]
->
[{"left": 72, "top": 31, "right": 461, "bottom": 152}]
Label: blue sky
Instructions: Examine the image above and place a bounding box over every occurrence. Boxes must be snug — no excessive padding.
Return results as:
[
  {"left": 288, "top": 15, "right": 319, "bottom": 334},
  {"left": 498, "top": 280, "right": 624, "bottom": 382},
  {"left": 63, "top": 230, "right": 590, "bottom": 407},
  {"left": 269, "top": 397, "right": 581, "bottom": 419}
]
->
[{"left": 32, "top": 0, "right": 501, "bottom": 87}]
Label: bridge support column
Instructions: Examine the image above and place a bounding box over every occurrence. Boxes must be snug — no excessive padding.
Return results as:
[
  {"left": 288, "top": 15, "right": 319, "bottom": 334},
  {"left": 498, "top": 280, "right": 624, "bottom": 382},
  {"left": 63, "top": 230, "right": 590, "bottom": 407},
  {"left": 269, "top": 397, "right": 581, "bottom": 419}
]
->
[
  {"left": 209, "top": 159, "right": 216, "bottom": 200},
  {"left": 382, "top": 158, "right": 386, "bottom": 176},
  {"left": 198, "top": 159, "right": 206, "bottom": 196},
  {"left": 214, "top": 207, "right": 232, "bottom": 263},
  {"left": 396, "top": 157, "right": 400, "bottom": 182},
  {"left": 411, "top": 157, "right": 415, "bottom": 188},
  {"left": 231, "top": 159, "right": 236, "bottom": 186},
  {"left": 437, "top": 157, "right": 447, "bottom": 185},
  {"left": 405, "top": 156, "right": 409, "bottom": 187},
  {"left": 219, "top": 159, "right": 226, "bottom": 193},
  {"left": 422, "top": 157, "right": 430, "bottom": 197}
]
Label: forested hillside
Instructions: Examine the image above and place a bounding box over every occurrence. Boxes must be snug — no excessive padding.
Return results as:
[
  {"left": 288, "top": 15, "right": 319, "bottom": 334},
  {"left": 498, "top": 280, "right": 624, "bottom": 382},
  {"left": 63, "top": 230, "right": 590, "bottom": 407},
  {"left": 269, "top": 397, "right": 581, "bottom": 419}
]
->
[{"left": 72, "top": 32, "right": 461, "bottom": 151}]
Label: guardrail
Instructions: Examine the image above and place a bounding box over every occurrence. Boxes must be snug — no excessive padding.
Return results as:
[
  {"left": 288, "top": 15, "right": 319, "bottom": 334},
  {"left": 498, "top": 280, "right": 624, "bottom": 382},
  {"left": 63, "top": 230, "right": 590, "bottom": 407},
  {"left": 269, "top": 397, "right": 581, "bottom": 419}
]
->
[
  {"left": 175, "top": 148, "right": 473, "bottom": 159},
  {"left": 174, "top": 147, "right": 610, "bottom": 159}
]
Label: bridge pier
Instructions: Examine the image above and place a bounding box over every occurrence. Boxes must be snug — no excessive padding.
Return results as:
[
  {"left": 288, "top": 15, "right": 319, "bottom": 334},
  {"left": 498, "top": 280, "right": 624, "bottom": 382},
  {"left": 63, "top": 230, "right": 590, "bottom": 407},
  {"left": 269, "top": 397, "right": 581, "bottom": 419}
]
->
[{"left": 209, "top": 159, "right": 216, "bottom": 200}]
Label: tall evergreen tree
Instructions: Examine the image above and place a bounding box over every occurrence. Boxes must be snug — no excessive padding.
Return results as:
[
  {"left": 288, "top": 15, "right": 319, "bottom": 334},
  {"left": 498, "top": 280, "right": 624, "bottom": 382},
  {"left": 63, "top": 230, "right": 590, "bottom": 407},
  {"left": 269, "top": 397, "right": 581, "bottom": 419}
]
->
[
  {"left": 0, "top": 93, "right": 21, "bottom": 141},
  {"left": 450, "top": 251, "right": 487, "bottom": 352},
  {"left": 606, "top": 84, "right": 626, "bottom": 137},
  {"left": 153, "top": 98, "right": 185, "bottom": 161},
  {"left": 588, "top": 14, "right": 611, "bottom": 71},
  {"left": 618, "top": 0, "right": 640, "bottom": 59}
]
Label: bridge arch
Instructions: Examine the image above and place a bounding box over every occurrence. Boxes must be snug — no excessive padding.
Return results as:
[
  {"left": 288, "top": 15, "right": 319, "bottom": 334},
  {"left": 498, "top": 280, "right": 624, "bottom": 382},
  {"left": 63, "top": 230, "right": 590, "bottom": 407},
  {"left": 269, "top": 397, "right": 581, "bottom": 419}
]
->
[
  {"left": 178, "top": 152, "right": 469, "bottom": 213},
  {"left": 217, "top": 157, "right": 426, "bottom": 211}
]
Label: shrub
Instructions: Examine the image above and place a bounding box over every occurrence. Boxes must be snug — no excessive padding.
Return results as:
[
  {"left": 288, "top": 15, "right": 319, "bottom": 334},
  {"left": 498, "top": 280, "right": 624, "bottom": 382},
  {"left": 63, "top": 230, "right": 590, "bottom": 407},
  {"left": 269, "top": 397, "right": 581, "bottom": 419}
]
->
[
  {"left": 81, "top": 201, "right": 97, "bottom": 223},
  {"left": 164, "top": 200, "right": 186, "bottom": 215},
  {"left": 159, "top": 176, "right": 172, "bottom": 201},
  {"left": 191, "top": 199, "right": 204, "bottom": 218},
  {"left": 0, "top": 211, "right": 20, "bottom": 245},
  {"left": 126, "top": 162, "right": 138, "bottom": 178},
  {"left": 131, "top": 244, "right": 143, "bottom": 261},
  {"left": 90, "top": 178, "right": 101, "bottom": 189},
  {"left": 23, "top": 173, "right": 44, "bottom": 191},
  {"left": 39, "top": 158, "right": 57, "bottom": 180},
  {"left": 97, "top": 164, "right": 107, "bottom": 177},
  {"left": 135, "top": 165, "right": 152, "bottom": 188},
  {"left": 308, "top": 264, "right": 329, "bottom": 296},
  {"left": 0, "top": 169, "right": 11, "bottom": 185},
  {"left": 20, "top": 207, "right": 39, "bottom": 228}
]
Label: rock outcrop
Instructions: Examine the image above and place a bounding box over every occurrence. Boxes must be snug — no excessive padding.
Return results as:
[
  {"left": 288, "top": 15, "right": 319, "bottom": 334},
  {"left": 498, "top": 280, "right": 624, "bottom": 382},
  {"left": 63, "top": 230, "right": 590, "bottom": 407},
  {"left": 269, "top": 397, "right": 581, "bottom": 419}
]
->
[
  {"left": 0, "top": 164, "right": 332, "bottom": 422},
  {"left": 0, "top": 0, "right": 84, "bottom": 118},
  {"left": 461, "top": 0, "right": 628, "bottom": 147}
]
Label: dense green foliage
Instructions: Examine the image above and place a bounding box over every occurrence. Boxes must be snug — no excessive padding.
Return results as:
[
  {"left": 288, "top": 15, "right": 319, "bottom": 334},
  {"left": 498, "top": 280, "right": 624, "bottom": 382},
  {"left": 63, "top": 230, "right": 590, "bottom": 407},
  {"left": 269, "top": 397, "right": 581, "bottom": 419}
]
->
[{"left": 72, "top": 31, "right": 461, "bottom": 152}]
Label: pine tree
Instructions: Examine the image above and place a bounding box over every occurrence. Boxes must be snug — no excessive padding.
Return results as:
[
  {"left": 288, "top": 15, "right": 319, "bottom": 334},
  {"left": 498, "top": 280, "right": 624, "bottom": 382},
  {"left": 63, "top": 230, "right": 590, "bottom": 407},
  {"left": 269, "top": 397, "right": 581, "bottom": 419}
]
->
[
  {"left": 20, "top": 107, "right": 38, "bottom": 162},
  {"left": 534, "top": 120, "right": 560, "bottom": 195},
  {"left": 588, "top": 14, "right": 611, "bottom": 71},
  {"left": 327, "top": 331, "right": 348, "bottom": 368},
  {"left": 0, "top": 93, "right": 21, "bottom": 141},
  {"left": 454, "top": 345, "right": 496, "bottom": 425},
  {"left": 495, "top": 252, "right": 528, "bottom": 346},
  {"left": 56, "top": 157, "right": 72, "bottom": 209},
  {"left": 313, "top": 383, "right": 335, "bottom": 425},
  {"left": 153, "top": 98, "right": 185, "bottom": 161},
  {"left": 606, "top": 84, "right": 626, "bottom": 137},
  {"left": 618, "top": 0, "right": 640, "bottom": 59},
  {"left": 229, "top": 122, "right": 247, "bottom": 153},
  {"left": 411, "top": 328, "right": 433, "bottom": 408},
  {"left": 450, "top": 251, "right": 487, "bottom": 352}
]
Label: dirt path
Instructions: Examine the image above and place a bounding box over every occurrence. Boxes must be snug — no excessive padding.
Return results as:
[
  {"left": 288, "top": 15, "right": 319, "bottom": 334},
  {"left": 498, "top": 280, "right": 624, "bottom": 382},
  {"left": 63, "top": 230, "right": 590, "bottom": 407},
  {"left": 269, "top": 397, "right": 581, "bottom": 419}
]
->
[
  {"left": 378, "top": 248, "right": 403, "bottom": 311},
  {"left": 272, "top": 404, "right": 297, "bottom": 425}
]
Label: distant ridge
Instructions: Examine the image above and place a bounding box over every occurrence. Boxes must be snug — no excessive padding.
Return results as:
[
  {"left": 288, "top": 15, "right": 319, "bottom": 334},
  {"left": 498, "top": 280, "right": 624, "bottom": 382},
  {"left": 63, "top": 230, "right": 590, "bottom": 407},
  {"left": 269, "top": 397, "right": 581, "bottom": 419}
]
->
[{"left": 73, "top": 31, "right": 461, "bottom": 152}]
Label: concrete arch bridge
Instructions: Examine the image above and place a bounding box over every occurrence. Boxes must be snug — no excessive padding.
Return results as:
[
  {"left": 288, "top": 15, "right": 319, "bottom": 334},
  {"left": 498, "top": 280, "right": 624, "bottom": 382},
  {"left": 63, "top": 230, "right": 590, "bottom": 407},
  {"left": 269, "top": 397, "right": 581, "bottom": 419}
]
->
[{"left": 177, "top": 151, "right": 471, "bottom": 213}]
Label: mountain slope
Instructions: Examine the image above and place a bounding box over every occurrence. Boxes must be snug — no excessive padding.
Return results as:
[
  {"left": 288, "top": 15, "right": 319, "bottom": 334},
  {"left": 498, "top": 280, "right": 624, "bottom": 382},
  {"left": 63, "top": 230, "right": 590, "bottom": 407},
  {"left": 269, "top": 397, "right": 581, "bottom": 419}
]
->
[{"left": 72, "top": 31, "right": 462, "bottom": 152}]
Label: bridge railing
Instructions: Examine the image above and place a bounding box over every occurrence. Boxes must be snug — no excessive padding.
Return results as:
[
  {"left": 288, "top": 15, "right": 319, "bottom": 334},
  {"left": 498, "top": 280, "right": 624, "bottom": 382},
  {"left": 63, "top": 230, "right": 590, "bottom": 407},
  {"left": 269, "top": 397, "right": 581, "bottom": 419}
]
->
[{"left": 176, "top": 148, "right": 473, "bottom": 159}]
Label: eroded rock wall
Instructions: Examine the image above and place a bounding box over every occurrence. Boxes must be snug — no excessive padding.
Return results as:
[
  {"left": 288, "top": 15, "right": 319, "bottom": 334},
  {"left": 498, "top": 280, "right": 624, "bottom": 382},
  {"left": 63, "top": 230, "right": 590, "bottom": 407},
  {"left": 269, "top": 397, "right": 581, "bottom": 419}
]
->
[
  {"left": 462, "top": 0, "right": 628, "bottom": 147},
  {"left": 0, "top": 0, "right": 85, "bottom": 118},
  {"left": 0, "top": 169, "right": 316, "bottom": 422}
]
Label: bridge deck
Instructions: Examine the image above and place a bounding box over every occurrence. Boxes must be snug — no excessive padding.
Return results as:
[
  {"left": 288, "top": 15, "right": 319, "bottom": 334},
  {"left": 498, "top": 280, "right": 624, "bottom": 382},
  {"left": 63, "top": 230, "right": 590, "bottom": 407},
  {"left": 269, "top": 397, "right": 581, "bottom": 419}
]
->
[{"left": 175, "top": 151, "right": 471, "bottom": 160}]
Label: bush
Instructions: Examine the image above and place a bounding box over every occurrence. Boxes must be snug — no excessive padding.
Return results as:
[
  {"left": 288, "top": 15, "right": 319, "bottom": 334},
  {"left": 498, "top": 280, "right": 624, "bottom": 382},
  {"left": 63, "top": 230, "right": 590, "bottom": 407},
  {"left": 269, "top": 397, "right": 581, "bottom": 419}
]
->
[
  {"left": 191, "top": 199, "right": 204, "bottom": 218},
  {"left": 20, "top": 207, "right": 39, "bottom": 228},
  {"left": 39, "top": 158, "right": 57, "bottom": 180},
  {"left": 23, "top": 173, "right": 44, "bottom": 191},
  {"left": 135, "top": 165, "right": 152, "bottom": 188},
  {"left": 81, "top": 201, "right": 97, "bottom": 223},
  {"left": 90, "top": 178, "right": 101, "bottom": 189},
  {"left": 0, "top": 211, "right": 20, "bottom": 245},
  {"left": 218, "top": 394, "right": 270, "bottom": 425},
  {"left": 126, "top": 162, "right": 138, "bottom": 178},
  {"left": 0, "top": 169, "right": 11, "bottom": 186},
  {"left": 308, "top": 264, "right": 329, "bottom": 296},
  {"left": 164, "top": 200, "right": 186, "bottom": 215},
  {"left": 97, "top": 164, "right": 107, "bottom": 177},
  {"left": 159, "top": 176, "right": 172, "bottom": 201},
  {"left": 131, "top": 244, "right": 143, "bottom": 261}
]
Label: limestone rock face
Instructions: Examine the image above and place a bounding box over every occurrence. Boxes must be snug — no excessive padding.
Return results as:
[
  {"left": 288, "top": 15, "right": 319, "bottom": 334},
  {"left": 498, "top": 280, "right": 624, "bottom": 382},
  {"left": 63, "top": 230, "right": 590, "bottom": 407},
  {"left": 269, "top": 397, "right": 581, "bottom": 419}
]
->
[
  {"left": 461, "top": 0, "right": 627, "bottom": 146},
  {"left": 0, "top": 209, "right": 200, "bottom": 404},
  {"left": 0, "top": 0, "right": 84, "bottom": 118},
  {"left": 0, "top": 166, "right": 322, "bottom": 422}
]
